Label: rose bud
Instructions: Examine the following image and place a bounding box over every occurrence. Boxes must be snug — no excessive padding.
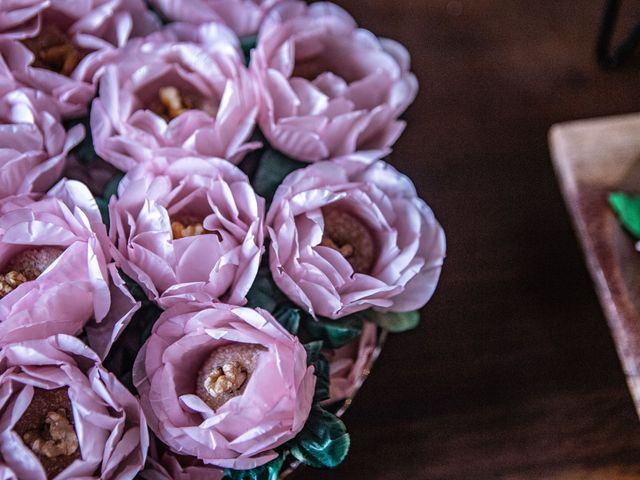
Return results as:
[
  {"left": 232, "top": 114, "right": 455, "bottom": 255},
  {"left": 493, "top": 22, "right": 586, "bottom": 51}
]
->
[
  {"left": 109, "top": 162, "right": 264, "bottom": 309},
  {"left": 0, "top": 179, "right": 113, "bottom": 346},
  {"left": 0, "top": 0, "right": 160, "bottom": 117},
  {"left": 0, "top": 80, "right": 83, "bottom": 199},
  {"left": 133, "top": 303, "right": 316, "bottom": 470},
  {"left": 251, "top": 1, "right": 418, "bottom": 162},
  {"left": 0, "top": 334, "right": 148, "bottom": 479},
  {"left": 267, "top": 157, "right": 446, "bottom": 319},
  {"left": 148, "top": 0, "right": 286, "bottom": 37},
  {"left": 323, "top": 321, "right": 378, "bottom": 404},
  {"left": 90, "top": 27, "right": 260, "bottom": 171}
]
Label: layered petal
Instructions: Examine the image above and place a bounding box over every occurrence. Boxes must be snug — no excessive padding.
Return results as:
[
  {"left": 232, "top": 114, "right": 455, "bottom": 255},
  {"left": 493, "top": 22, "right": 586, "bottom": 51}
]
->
[
  {"left": 0, "top": 334, "right": 147, "bottom": 479},
  {"left": 91, "top": 26, "right": 260, "bottom": 170},
  {"left": 0, "top": 179, "right": 112, "bottom": 346},
  {"left": 109, "top": 163, "right": 264, "bottom": 308},
  {"left": 149, "top": 0, "right": 286, "bottom": 37},
  {"left": 0, "top": 0, "right": 160, "bottom": 117},
  {"left": 267, "top": 157, "right": 446, "bottom": 319},
  {"left": 0, "top": 78, "right": 83, "bottom": 199},
  {"left": 251, "top": 1, "right": 418, "bottom": 162},
  {"left": 133, "top": 303, "right": 315, "bottom": 469},
  {"left": 323, "top": 321, "right": 377, "bottom": 403}
]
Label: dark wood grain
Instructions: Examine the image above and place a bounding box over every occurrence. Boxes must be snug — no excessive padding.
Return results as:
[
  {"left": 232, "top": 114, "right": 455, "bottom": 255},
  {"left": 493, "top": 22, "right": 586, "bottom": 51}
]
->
[{"left": 291, "top": 1, "right": 640, "bottom": 479}]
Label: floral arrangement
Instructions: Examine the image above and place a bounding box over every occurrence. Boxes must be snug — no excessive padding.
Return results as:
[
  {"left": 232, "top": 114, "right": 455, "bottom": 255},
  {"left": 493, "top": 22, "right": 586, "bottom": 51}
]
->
[{"left": 0, "top": 1, "right": 446, "bottom": 479}]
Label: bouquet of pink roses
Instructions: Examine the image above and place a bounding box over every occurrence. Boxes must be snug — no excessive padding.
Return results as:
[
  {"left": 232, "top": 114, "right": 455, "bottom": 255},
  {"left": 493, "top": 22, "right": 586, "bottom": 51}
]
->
[{"left": 0, "top": 1, "right": 446, "bottom": 478}]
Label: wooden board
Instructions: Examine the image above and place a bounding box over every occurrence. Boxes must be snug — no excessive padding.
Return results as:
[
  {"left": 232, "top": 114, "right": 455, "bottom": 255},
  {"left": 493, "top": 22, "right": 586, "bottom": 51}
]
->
[{"left": 550, "top": 113, "right": 640, "bottom": 416}]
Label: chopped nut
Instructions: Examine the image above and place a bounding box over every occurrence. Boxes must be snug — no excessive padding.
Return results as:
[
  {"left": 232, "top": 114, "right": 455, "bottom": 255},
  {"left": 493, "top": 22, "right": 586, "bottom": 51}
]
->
[
  {"left": 159, "top": 86, "right": 191, "bottom": 119},
  {"left": 319, "top": 208, "right": 376, "bottom": 274},
  {"left": 171, "top": 218, "right": 208, "bottom": 239},
  {"left": 23, "top": 409, "right": 79, "bottom": 458},
  {"left": 0, "top": 271, "right": 28, "bottom": 297},
  {"left": 13, "top": 387, "right": 81, "bottom": 479},
  {"left": 149, "top": 86, "right": 218, "bottom": 121},
  {"left": 22, "top": 25, "right": 84, "bottom": 76},
  {"left": 0, "top": 247, "right": 64, "bottom": 298},
  {"left": 196, "top": 344, "right": 264, "bottom": 410},
  {"left": 204, "top": 362, "right": 248, "bottom": 397}
]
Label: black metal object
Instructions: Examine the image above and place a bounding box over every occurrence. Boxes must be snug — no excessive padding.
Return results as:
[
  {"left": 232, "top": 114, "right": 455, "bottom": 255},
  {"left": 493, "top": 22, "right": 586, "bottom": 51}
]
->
[{"left": 596, "top": 0, "right": 640, "bottom": 68}]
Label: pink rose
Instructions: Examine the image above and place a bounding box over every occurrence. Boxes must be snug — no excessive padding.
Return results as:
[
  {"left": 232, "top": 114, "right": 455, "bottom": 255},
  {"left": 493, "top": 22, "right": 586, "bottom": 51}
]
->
[
  {"left": 251, "top": 1, "right": 418, "bottom": 162},
  {"left": 0, "top": 334, "right": 148, "bottom": 479},
  {"left": 91, "top": 27, "right": 260, "bottom": 170},
  {"left": 0, "top": 179, "right": 113, "bottom": 346},
  {"left": 267, "top": 157, "right": 446, "bottom": 319},
  {"left": 0, "top": 0, "right": 160, "bottom": 117},
  {"left": 109, "top": 163, "right": 264, "bottom": 309},
  {"left": 141, "top": 437, "right": 223, "bottom": 480},
  {"left": 323, "top": 321, "right": 377, "bottom": 403},
  {"left": 133, "top": 303, "right": 316, "bottom": 470},
  {"left": 0, "top": 80, "right": 83, "bottom": 199},
  {"left": 149, "top": 0, "right": 285, "bottom": 37}
]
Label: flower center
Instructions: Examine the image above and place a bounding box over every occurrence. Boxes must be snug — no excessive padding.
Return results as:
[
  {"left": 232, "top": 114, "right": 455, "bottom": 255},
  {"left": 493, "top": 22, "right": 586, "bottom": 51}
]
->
[
  {"left": 319, "top": 208, "right": 376, "bottom": 274},
  {"left": 21, "top": 25, "right": 84, "bottom": 77},
  {"left": 196, "top": 344, "right": 264, "bottom": 410},
  {"left": 0, "top": 247, "right": 64, "bottom": 298},
  {"left": 13, "top": 387, "right": 80, "bottom": 479},
  {"left": 171, "top": 216, "right": 209, "bottom": 240},
  {"left": 149, "top": 86, "right": 218, "bottom": 121}
]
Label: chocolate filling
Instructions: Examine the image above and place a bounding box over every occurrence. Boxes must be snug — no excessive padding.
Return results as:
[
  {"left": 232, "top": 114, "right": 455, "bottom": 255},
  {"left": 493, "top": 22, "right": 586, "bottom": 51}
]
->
[
  {"left": 13, "top": 387, "right": 80, "bottom": 479},
  {"left": 0, "top": 247, "right": 64, "bottom": 298},
  {"left": 320, "top": 208, "right": 376, "bottom": 274},
  {"left": 22, "top": 25, "right": 84, "bottom": 77}
]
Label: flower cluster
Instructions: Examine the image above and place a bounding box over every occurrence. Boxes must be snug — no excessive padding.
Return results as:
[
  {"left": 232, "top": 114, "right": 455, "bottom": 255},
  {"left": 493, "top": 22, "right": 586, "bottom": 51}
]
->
[{"left": 0, "top": 1, "right": 445, "bottom": 478}]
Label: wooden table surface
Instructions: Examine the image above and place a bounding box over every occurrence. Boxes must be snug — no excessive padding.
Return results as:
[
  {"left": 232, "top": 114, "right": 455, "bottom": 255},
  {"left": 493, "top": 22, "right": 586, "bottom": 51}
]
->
[{"left": 291, "top": 1, "right": 640, "bottom": 479}]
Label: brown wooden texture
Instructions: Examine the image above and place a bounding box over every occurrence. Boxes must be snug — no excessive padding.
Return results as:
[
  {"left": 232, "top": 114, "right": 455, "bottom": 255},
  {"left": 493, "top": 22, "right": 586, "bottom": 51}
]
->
[
  {"left": 291, "top": 1, "right": 640, "bottom": 479},
  {"left": 551, "top": 114, "right": 640, "bottom": 418}
]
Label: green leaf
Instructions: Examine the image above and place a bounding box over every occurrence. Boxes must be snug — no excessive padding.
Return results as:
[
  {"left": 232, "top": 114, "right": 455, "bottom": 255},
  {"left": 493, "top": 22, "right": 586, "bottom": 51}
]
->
[
  {"left": 224, "top": 454, "right": 284, "bottom": 480},
  {"left": 304, "top": 341, "right": 330, "bottom": 403},
  {"left": 273, "top": 306, "right": 301, "bottom": 335},
  {"left": 289, "top": 406, "right": 350, "bottom": 469},
  {"left": 118, "top": 269, "right": 152, "bottom": 304},
  {"left": 64, "top": 116, "right": 98, "bottom": 166},
  {"left": 95, "top": 171, "right": 124, "bottom": 229},
  {"left": 138, "top": 303, "right": 163, "bottom": 344},
  {"left": 103, "top": 171, "right": 125, "bottom": 201},
  {"left": 370, "top": 310, "right": 420, "bottom": 333},
  {"left": 95, "top": 197, "right": 109, "bottom": 228},
  {"left": 240, "top": 35, "right": 257, "bottom": 66},
  {"left": 245, "top": 265, "right": 285, "bottom": 313},
  {"left": 610, "top": 191, "right": 640, "bottom": 238},
  {"left": 252, "top": 148, "right": 306, "bottom": 204},
  {"left": 301, "top": 314, "right": 363, "bottom": 349}
]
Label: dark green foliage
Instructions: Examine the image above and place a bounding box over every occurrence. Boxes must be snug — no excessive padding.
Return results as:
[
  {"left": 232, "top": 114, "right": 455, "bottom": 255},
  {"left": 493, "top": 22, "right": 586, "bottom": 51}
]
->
[{"left": 289, "top": 406, "right": 350, "bottom": 469}]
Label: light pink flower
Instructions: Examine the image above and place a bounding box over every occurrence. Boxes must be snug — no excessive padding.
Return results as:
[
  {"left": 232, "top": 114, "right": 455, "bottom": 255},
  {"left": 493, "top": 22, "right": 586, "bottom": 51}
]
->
[
  {"left": 0, "top": 78, "right": 83, "bottom": 199},
  {"left": 0, "top": 179, "right": 113, "bottom": 346},
  {"left": 84, "top": 263, "right": 141, "bottom": 359},
  {"left": 141, "top": 437, "right": 223, "bottom": 480},
  {"left": 91, "top": 27, "right": 260, "bottom": 170},
  {"left": 149, "top": 0, "right": 286, "bottom": 37},
  {"left": 251, "top": 1, "right": 418, "bottom": 162},
  {"left": 0, "top": 334, "right": 148, "bottom": 480},
  {"left": 133, "top": 303, "right": 316, "bottom": 470},
  {"left": 0, "top": 0, "right": 160, "bottom": 117},
  {"left": 323, "top": 321, "right": 377, "bottom": 403},
  {"left": 109, "top": 163, "right": 264, "bottom": 309},
  {"left": 267, "top": 157, "right": 446, "bottom": 319}
]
